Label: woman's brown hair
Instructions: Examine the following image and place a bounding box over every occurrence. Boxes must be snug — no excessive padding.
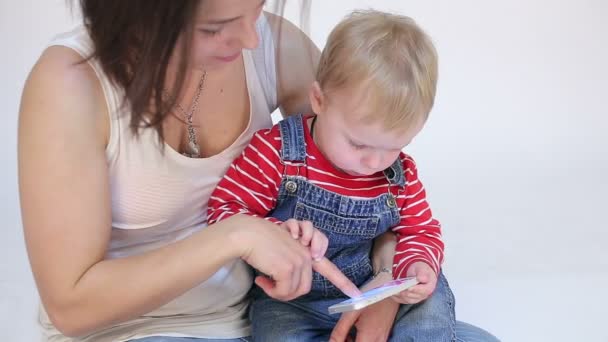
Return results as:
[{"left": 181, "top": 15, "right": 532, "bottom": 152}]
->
[
  {"left": 75, "top": 0, "right": 309, "bottom": 141},
  {"left": 76, "top": 0, "right": 199, "bottom": 141}
]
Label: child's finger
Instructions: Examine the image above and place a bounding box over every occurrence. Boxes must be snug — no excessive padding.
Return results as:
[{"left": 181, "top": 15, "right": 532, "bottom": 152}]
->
[
  {"left": 283, "top": 219, "right": 300, "bottom": 239},
  {"left": 310, "top": 229, "right": 329, "bottom": 260},
  {"left": 409, "top": 284, "right": 424, "bottom": 294},
  {"left": 406, "top": 289, "right": 425, "bottom": 302},
  {"left": 416, "top": 272, "right": 430, "bottom": 284},
  {"left": 392, "top": 291, "right": 420, "bottom": 304},
  {"left": 391, "top": 293, "right": 408, "bottom": 304},
  {"left": 395, "top": 283, "right": 433, "bottom": 302},
  {"left": 299, "top": 220, "right": 314, "bottom": 246},
  {"left": 409, "top": 284, "right": 431, "bottom": 297}
]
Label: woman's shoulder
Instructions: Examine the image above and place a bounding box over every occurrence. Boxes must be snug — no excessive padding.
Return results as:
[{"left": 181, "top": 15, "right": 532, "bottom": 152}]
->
[
  {"left": 21, "top": 44, "right": 109, "bottom": 146},
  {"left": 37, "top": 26, "right": 105, "bottom": 109},
  {"left": 36, "top": 43, "right": 94, "bottom": 82}
]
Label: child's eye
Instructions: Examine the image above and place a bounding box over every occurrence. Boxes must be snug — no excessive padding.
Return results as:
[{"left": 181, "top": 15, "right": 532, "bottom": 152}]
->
[{"left": 351, "top": 142, "right": 365, "bottom": 150}]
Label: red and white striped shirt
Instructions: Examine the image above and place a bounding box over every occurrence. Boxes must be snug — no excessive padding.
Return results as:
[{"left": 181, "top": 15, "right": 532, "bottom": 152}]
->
[{"left": 208, "top": 116, "right": 444, "bottom": 279}]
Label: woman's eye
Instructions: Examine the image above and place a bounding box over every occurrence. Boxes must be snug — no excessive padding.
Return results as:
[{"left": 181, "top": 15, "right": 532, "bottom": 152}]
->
[
  {"left": 351, "top": 143, "right": 365, "bottom": 150},
  {"left": 199, "top": 28, "right": 222, "bottom": 36}
]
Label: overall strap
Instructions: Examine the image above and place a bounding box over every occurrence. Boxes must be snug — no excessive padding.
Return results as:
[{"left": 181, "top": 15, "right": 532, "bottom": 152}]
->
[
  {"left": 383, "top": 158, "right": 407, "bottom": 187},
  {"left": 278, "top": 114, "right": 307, "bottom": 163}
]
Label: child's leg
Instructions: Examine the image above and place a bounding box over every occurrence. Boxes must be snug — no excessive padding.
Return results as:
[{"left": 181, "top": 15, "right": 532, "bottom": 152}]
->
[
  {"left": 454, "top": 321, "right": 501, "bottom": 342},
  {"left": 250, "top": 294, "right": 342, "bottom": 342},
  {"left": 390, "top": 271, "right": 456, "bottom": 342}
]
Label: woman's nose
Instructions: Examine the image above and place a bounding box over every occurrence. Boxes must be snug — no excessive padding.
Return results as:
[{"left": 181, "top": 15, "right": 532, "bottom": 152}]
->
[{"left": 238, "top": 19, "right": 259, "bottom": 50}]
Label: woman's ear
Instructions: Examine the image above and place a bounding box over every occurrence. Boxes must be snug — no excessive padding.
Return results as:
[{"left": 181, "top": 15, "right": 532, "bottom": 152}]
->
[{"left": 309, "top": 81, "right": 325, "bottom": 115}]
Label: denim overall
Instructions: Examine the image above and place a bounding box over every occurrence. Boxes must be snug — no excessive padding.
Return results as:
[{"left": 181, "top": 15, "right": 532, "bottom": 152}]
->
[
  {"left": 267, "top": 114, "right": 405, "bottom": 297},
  {"left": 250, "top": 114, "right": 456, "bottom": 341}
]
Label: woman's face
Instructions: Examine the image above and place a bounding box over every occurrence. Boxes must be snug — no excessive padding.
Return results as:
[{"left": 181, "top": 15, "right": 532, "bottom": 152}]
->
[{"left": 185, "top": 0, "right": 265, "bottom": 70}]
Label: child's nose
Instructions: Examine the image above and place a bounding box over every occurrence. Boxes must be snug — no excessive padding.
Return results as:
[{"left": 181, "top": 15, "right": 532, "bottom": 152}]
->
[{"left": 363, "top": 153, "right": 383, "bottom": 170}]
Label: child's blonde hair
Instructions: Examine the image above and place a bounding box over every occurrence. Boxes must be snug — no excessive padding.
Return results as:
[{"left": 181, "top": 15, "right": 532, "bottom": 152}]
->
[{"left": 316, "top": 10, "right": 438, "bottom": 131}]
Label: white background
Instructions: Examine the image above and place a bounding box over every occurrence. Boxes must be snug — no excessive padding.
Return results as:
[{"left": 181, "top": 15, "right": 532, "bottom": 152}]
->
[{"left": 2, "top": 1, "right": 607, "bottom": 341}]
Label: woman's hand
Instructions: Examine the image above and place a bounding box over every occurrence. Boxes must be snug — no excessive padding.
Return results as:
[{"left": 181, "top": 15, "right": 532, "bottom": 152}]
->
[
  {"left": 234, "top": 215, "right": 360, "bottom": 301},
  {"left": 327, "top": 231, "right": 401, "bottom": 340},
  {"left": 329, "top": 272, "right": 399, "bottom": 342},
  {"left": 330, "top": 300, "right": 400, "bottom": 342}
]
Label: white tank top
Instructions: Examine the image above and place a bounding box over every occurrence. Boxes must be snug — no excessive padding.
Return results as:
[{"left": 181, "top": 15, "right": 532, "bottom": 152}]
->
[{"left": 39, "top": 14, "right": 278, "bottom": 342}]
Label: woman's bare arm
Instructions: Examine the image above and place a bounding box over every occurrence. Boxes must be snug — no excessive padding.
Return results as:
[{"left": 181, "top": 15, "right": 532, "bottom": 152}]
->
[
  {"left": 265, "top": 12, "right": 321, "bottom": 116},
  {"left": 372, "top": 231, "right": 398, "bottom": 274}
]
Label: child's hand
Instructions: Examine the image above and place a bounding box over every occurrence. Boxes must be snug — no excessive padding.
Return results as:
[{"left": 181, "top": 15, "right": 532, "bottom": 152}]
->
[
  {"left": 392, "top": 261, "right": 437, "bottom": 304},
  {"left": 281, "top": 219, "right": 328, "bottom": 261}
]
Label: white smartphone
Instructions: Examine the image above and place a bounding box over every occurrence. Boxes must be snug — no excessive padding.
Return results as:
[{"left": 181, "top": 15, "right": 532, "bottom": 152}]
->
[{"left": 328, "top": 277, "right": 419, "bottom": 315}]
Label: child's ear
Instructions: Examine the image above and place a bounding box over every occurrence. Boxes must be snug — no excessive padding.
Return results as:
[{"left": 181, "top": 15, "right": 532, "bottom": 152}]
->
[{"left": 309, "top": 81, "right": 325, "bottom": 115}]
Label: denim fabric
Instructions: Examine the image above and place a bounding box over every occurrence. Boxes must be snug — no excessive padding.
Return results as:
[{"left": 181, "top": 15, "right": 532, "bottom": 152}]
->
[
  {"left": 129, "top": 337, "right": 251, "bottom": 342},
  {"left": 125, "top": 321, "right": 500, "bottom": 342},
  {"left": 390, "top": 272, "right": 456, "bottom": 341},
  {"left": 455, "top": 322, "right": 501, "bottom": 342},
  {"left": 267, "top": 114, "right": 405, "bottom": 297},
  {"left": 251, "top": 272, "right": 456, "bottom": 342},
  {"left": 250, "top": 114, "right": 456, "bottom": 341}
]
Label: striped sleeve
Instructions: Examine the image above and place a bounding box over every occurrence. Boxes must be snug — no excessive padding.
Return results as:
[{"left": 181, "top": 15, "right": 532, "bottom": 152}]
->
[
  {"left": 392, "top": 155, "right": 445, "bottom": 279},
  {"left": 207, "top": 127, "right": 284, "bottom": 225}
]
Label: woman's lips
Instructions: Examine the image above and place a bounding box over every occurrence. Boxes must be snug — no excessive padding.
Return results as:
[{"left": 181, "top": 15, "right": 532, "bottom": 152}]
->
[{"left": 216, "top": 52, "right": 241, "bottom": 62}]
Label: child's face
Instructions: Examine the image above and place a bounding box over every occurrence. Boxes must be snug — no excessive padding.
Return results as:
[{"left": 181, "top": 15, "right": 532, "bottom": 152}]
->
[{"left": 310, "top": 83, "right": 425, "bottom": 176}]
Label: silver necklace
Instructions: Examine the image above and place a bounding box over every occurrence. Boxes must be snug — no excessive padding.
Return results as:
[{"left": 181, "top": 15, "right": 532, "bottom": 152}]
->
[{"left": 166, "top": 71, "right": 207, "bottom": 158}]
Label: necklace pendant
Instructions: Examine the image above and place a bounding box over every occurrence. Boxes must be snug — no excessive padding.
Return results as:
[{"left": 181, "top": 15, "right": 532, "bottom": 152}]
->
[{"left": 188, "top": 141, "right": 201, "bottom": 157}]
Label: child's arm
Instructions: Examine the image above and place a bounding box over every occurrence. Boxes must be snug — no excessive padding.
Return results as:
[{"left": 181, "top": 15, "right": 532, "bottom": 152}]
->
[
  {"left": 391, "top": 155, "right": 444, "bottom": 304},
  {"left": 207, "top": 128, "right": 284, "bottom": 225},
  {"left": 392, "top": 155, "right": 444, "bottom": 278}
]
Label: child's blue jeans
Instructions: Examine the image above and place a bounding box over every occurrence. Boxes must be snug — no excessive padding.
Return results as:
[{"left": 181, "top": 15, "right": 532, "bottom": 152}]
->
[{"left": 250, "top": 271, "right": 456, "bottom": 341}]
